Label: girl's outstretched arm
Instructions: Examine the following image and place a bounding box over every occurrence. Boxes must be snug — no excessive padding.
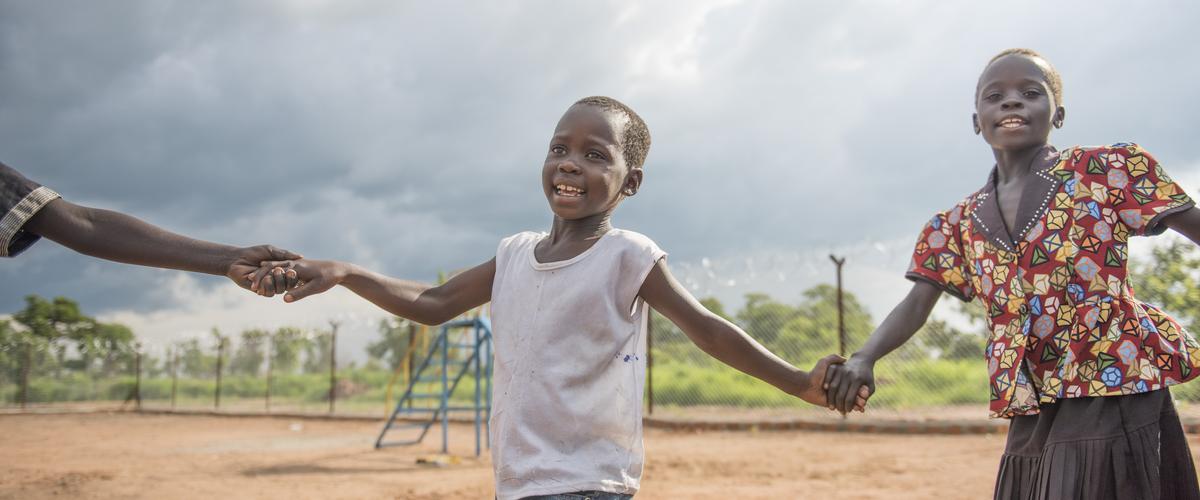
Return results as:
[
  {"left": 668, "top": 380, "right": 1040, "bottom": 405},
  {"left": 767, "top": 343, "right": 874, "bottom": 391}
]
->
[
  {"left": 1164, "top": 207, "right": 1200, "bottom": 245},
  {"left": 639, "top": 258, "right": 866, "bottom": 409},
  {"left": 253, "top": 258, "right": 495, "bottom": 326},
  {"left": 823, "top": 280, "right": 942, "bottom": 413}
]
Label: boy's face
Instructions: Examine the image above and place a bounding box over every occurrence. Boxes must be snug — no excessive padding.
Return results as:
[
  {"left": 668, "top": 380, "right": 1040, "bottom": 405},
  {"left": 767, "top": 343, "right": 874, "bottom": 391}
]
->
[
  {"left": 973, "top": 55, "right": 1064, "bottom": 152},
  {"left": 542, "top": 104, "right": 640, "bottom": 220}
]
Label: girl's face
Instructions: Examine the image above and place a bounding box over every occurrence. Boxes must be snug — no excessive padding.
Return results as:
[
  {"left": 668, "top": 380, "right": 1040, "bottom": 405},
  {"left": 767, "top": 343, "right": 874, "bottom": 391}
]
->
[
  {"left": 973, "top": 55, "right": 1065, "bottom": 152},
  {"left": 542, "top": 104, "right": 640, "bottom": 220}
]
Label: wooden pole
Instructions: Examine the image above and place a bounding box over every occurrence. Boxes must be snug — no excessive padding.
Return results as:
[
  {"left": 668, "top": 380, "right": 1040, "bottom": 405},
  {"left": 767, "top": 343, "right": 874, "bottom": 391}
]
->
[
  {"left": 265, "top": 336, "right": 273, "bottom": 412},
  {"left": 134, "top": 348, "right": 142, "bottom": 411},
  {"left": 19, "top": 340, "right": 30, "bottom": 409},
  {"left": 170, "top": 347, "right": 178, "bottom": 411},
  {"left": 406, "top": 322, "right": 417, "bottom": 410},
  {"left": 328, "top": 321, "right": 340, "bottom": 415},
  {"left": 829, "top": 255, "right": 847, "bottom": 358},
  {"left": 214, "top": 337, "right": 225, "bottom": 410},
  {"left": 646, "top": 308, "right": 654, "bottom": 416}
]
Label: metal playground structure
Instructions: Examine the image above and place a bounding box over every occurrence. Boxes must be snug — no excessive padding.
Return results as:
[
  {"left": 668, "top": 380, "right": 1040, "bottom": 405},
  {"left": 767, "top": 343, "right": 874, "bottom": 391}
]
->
[{"left": 374, "top": 317, "right": 494, "bottom": 456}]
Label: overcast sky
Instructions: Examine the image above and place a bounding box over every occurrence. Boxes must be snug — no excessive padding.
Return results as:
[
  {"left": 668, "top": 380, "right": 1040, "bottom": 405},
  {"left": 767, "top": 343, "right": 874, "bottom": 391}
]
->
[{"left": 4, "top": 1, "right": 1199, "bottom": 358}]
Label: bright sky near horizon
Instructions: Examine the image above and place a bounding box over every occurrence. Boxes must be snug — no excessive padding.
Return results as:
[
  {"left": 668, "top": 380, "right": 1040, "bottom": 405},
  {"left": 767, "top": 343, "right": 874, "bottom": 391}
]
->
[{"left": 4, "top": 1, "right": 1199, "bottom": 359}]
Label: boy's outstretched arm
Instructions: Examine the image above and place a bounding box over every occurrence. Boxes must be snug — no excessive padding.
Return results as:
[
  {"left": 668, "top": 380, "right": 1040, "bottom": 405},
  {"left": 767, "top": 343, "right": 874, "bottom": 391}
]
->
[
  {"left": 253, "top": 258, "right": 495, "bottom": 326},
  {"left": 639, "top": 259, "right": 864, "bottom": 408},
  {"left": 23, "top": 198, "right": 301, "bottom": 290},
  {"left": 824, "top": 280, "right": 942, "bottom": 413}
]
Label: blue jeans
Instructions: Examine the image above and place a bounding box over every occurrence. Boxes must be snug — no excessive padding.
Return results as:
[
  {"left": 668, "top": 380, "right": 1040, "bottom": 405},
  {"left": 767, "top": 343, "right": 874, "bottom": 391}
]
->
[{"left": 521, "top": 492, "right": 633, "bottom": 500}]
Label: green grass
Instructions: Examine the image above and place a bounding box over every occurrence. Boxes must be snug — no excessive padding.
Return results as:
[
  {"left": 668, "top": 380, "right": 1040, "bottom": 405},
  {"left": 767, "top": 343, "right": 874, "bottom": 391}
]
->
[{"left": 9, "top": 358, "right": 1195, "bottom": 411}]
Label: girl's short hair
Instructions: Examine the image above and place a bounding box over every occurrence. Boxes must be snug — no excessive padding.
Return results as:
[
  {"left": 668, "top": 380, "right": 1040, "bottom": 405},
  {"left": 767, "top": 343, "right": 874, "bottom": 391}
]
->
[{"left": 981, "top": 48, "right": 1063, "bottom": 105}]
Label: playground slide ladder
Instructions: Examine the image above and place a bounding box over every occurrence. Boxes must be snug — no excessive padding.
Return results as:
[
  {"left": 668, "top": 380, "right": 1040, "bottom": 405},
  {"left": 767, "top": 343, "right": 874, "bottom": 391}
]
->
[{"left": 374, "top": 318, "right": 493, "bottom": 455}]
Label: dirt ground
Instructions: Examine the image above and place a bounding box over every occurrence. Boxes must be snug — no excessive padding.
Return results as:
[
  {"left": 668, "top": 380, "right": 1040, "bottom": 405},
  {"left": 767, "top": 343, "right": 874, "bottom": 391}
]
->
[{"left": 0, "top": 412, "right": 1196, "bottom": 500}]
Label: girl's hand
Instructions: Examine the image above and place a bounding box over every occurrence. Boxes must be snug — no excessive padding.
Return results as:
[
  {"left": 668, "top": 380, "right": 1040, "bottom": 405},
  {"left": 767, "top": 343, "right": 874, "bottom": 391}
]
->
[
  {"left": 250, "top": 259, "right": 347, "bottom": 302},
  {"left": 823, "top": 355, "right": 876, "bottom": 414},
  {"left": 797, "top": 354, "right": 868, "bottom": 410}
]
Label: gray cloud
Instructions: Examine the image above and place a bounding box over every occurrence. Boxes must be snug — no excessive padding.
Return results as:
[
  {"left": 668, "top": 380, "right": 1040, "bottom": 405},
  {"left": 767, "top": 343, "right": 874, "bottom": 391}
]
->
[{"left": 4, "top": 1, "right": 1200, "bottom": 334}]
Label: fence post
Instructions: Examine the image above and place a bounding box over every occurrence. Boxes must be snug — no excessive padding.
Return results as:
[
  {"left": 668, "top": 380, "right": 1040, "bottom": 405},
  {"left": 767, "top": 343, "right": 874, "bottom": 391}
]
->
[
  {"left": 265, "top": 336, "right": 272, "bottom": 413},
  {"left": 406, "top": 322, "right": 416, "bottom": 410},
  {"left": 328, "top": 321, "right": 340, "bottom": 415},
  {"left": 170, "top": 347, "right": 178, "bottom": 411},
  {"left": 646, "top": 308, "right": 654, "bottom": 416},
  {"left": 19, "top": 340, "right": 30, "bottom": 409},
  {"left": 214, "top": 337, "right": 225, "bottom": 410},
  {"left": 829, "top": 255, "right": 847, "bottom": 358},
  {"left": 134, "top": 348, "right": 142, "bottom": 411}
]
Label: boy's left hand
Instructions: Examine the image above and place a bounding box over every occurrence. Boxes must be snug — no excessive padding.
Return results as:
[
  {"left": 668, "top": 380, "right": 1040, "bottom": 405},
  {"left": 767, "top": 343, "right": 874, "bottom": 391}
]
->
[
  {"left": 797, "top": 354, "right": 868, "bottom": 411},
  {"left": 226, "top": 245, "right": 302, "bottom": 292}
]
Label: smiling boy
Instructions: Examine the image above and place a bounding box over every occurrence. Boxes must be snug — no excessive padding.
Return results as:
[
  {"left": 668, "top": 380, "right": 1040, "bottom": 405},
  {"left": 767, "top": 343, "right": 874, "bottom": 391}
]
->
[{"left": 251, "top": 96, "right": 864, "bottom": 499}]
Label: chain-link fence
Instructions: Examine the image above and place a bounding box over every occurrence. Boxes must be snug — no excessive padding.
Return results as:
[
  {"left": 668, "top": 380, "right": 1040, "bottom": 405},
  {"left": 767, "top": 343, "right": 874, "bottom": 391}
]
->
[
  {"left": 5, "top": 238, "right": 1200, "bottom": 425},
  {"left": 0, "top": 310, "right": 494, "bottom": 420},
  {"left": 643, "top": 288, "right": 993, "bottom": 423}
]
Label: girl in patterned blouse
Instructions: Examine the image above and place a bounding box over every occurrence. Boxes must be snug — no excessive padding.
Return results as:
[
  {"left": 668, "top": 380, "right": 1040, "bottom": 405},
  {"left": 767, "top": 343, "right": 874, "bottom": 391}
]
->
[{"left": 824, "top": 48, "right": 1200, "bottom": 499}]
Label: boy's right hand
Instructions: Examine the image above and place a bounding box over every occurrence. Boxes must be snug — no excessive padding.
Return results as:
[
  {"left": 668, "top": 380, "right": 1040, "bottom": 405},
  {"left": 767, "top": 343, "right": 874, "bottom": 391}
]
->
[
  {"left": 249, "top": 259, "right": 347, "bottom": 303},
  {"left": 823, "top": 355, "right": 875, "bottom": 414}
]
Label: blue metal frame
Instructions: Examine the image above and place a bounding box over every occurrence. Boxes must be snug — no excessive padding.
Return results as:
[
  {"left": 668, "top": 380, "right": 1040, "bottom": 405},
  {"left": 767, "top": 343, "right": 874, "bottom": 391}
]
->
[{"left": 374, "top": 318, "right": 493, "bottom": 456}]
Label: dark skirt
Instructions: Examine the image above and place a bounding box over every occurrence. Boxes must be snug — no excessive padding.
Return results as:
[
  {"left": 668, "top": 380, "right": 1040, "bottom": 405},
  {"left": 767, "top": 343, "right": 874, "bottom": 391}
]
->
[{"left": 994, "top": 389, "right": 1199, "bottom": 500}]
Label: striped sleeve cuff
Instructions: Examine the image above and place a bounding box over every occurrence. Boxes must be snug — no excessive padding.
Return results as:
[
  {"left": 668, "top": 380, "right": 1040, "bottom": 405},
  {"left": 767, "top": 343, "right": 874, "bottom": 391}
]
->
[{"left": 0, "top": 186, "right": 61, "bottom": 257}]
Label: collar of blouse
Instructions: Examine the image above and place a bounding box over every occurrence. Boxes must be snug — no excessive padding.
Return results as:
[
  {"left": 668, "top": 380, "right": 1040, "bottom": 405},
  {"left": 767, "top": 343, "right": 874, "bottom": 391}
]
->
[{"left": 971, "top": 145, "right": 1067, "bottom": 254}]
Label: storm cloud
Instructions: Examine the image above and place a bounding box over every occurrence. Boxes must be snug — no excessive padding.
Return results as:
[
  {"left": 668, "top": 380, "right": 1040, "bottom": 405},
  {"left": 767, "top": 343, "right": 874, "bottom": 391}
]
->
[{"left": 4, "top": 1, "right": 1199, "bottom": 351}]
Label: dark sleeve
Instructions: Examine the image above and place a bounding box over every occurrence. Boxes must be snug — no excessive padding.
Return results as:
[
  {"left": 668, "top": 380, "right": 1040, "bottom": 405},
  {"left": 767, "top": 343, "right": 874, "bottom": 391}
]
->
[{"left": 0, "top": 162, "right": 62, "bottom": 257}]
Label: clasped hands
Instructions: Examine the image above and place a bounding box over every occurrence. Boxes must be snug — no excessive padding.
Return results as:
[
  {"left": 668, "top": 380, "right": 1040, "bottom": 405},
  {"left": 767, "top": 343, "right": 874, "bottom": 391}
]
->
[{"left": 242, "top": 257, "right": 874, "bottom": 414}]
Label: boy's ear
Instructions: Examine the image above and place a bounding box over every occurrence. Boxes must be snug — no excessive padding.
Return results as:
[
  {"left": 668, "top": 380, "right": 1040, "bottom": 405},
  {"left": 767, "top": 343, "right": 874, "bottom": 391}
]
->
[
  {"left": 971, "top": 113, "right": 982, "bottom": 135},
  {"left": 1053, "top": 106, "right": 1066, "bottom": 129},
  {"left": 623, "top": 167, "right": 644, "bottom": 197}
]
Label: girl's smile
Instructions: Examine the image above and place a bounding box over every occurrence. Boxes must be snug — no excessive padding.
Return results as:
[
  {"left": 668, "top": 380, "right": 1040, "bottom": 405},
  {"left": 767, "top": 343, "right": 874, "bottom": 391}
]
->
[{"left": 974, "top": 54, "right": 1064, "bottom": 153}]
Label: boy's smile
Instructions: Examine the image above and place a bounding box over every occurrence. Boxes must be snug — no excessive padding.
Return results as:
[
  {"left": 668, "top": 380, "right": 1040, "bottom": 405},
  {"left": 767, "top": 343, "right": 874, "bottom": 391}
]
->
[
  {"left": 542, "top": 104, "right": 639, "bottom": 221},
  {"left": 974, "top": 54, "right": 1064, "bottom": 152}
]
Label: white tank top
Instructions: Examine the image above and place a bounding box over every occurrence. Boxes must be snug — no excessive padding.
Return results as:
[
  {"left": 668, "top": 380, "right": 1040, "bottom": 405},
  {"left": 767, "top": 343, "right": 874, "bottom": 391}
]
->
[{"left": 489, "top": 229, "right": 666, "bottom": 500}]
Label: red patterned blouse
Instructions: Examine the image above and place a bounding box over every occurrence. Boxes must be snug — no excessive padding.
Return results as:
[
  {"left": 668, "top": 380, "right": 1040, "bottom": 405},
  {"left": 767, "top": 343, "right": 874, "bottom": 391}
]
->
[{"left": 907, "top": 143, "right": 1199, "bottom": 418}]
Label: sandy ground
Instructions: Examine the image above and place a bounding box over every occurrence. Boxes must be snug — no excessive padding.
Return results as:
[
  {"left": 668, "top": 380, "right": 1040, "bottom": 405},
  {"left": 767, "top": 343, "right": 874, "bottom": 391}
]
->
[{"left": 0, "top": 412, "right": 1196, "bottom": 500}]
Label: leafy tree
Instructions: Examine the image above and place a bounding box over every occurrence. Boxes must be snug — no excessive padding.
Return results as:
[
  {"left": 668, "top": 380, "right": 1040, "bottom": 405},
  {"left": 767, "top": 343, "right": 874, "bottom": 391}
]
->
[
  {"left": 92, "top": 322, "right": 136, "bottom": 375},
  {"left": 9, "top": 296, "right": 138, "bottom": 378},
  {"left": 736, "top": 293, "right": 800, "bottom": 346},
  {"left": 1130, "top": 239, "right": 1200, "bottom": 332},
  {"left": 177, "top": 338, "right": 215, "bottom": 378},
  {"left": 368, "top": 318, "right": 415, "bottom": 371},
  {"left": 270, "top": 327, "right": 307, "bottom": 374},
  {"left": 12, "top": 296, "right": 91, "bottom": 378},
  {"left": 303, "top": 329, "right": 333, "bottom": 374},
  {"left": 772, "top": 284, "right": 873, "bottom": 363},
  {"left": 230, "top": 329, "right": 269, "bottom": 376}
]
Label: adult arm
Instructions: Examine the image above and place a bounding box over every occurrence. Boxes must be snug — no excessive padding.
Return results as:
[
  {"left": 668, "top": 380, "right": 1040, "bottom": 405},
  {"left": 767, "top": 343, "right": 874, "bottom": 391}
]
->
[
  {"left": 23, "top": 198, "right": 300, "bottom": 290},
  {"left": 639, "top": 259, "right": 862, "bottom": 408},
  {"left": 823, "top": 280, "right": 942, "bottom": 413},
  {"left": 254, "top": 258, "right": 496, "bottom": 326}
]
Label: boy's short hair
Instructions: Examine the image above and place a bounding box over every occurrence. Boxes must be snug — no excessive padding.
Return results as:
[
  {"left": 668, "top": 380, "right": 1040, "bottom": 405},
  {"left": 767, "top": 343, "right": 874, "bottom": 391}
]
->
[
  {"left": 574, "top": 96, "right": 651, "bottom": 169},
  {"left": 980, "top": 48, "right": 1064, "bottom": 105}
]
